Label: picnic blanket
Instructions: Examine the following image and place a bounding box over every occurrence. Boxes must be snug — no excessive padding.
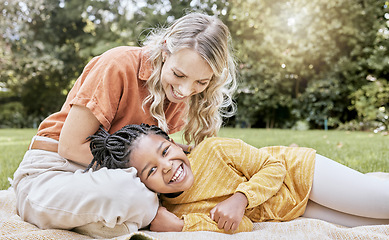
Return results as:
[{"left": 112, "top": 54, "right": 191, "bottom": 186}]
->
[{"left": 1, "top": 172, "right": 389, "bottom": 240}]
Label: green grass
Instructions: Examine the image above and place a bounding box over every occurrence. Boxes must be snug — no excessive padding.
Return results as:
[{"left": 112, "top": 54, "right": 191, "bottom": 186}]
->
[
  {"left": 1, "top": 128, "right": 388, "bottom": 190},
  {"left": 0, "top": 128, "right": 36, "bottom": 190}
]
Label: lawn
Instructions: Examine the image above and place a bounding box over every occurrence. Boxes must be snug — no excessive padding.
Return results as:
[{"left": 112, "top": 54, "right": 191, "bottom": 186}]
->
[
  {"left": 0, "top": 128, "right": 36, "bottom": 190},
  {"left": 1, "top": 128, "right": 388, "bottom": 190}
]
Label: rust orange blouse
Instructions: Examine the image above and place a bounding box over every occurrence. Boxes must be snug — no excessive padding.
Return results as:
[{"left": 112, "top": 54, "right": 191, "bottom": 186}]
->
[{"left": 37, "top": 46, "right": 186, "bottom": 140}]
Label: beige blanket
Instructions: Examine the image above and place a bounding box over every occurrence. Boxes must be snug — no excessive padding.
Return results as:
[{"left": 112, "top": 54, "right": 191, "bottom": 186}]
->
[{"left": 1, "top": 173, "right": 389, "bottom": 240}]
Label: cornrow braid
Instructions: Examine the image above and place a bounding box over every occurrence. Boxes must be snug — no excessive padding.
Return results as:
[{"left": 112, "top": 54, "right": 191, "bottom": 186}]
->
[{"left": 85, "top": 123, "right": 169, "bottom": 172}]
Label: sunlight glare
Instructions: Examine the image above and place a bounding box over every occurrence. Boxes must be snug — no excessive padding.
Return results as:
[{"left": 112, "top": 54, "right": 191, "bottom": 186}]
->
[{"left": 287, "top": 17, "right": 296, "bottom": 26}]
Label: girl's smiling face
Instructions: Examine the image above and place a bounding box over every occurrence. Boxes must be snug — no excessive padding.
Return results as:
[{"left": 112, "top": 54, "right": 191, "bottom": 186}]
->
[
  {"left": 129, "top": 134, "right": 194, "bottom": 194},
  {"left": 160, "top": 48, "right": 213, "bottom": 103}
]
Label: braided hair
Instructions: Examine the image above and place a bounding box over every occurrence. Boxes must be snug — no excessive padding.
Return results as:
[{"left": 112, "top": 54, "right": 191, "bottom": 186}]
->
[{"left": 85, "top": 123, "right": 169, "bottom": 172}]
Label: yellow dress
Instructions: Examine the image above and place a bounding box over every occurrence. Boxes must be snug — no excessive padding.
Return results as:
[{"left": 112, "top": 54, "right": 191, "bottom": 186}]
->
[{"left": 160, "top": 137, "right": 316, "bottom": 233}]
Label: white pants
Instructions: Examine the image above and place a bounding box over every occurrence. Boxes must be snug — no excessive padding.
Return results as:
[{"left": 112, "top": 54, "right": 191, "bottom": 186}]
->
[
  {"left": 12, "top": 136, "right": 159, "bottom": 237},
  {"left": 303, "top": 154, "right": 389, "bottom": 227}
]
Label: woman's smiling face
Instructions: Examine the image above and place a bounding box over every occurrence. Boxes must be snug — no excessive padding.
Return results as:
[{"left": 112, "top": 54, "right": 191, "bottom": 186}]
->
[
  {"left": 129, "top": 134, "right": 194, "bottom": 194},
  {"left": 160, "top": 48, "right": 213, "bottom": 103}
]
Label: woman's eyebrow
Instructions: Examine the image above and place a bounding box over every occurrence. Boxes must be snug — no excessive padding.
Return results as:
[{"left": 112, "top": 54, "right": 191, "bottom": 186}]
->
[{"left": 173, "top": 67, "right": 212, "bottom": 81}]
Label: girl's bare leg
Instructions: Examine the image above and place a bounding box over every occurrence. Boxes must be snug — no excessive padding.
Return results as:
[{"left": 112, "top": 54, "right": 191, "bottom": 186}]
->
[{"left": 302, "top": 154, "right": 389, "bottom": 226}]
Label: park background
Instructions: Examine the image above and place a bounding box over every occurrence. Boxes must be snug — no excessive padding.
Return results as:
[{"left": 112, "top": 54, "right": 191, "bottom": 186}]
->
[
  {"left": 1, "top": 0, "right": 388, "bottom": 131},
  {"left": 0, "top": 0, "right": 388, "bottom": 188}
]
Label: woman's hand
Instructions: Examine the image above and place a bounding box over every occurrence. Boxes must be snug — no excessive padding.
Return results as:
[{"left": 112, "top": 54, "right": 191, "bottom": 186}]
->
[
  {"left": 150, "top": 206, "right": 184, "bottom": 232},
  {"left": 209, "top": 192, "right": 248, "bottom": 232},
  {"left": 174, "top": 142, "right": 194, "bottom": 153}
]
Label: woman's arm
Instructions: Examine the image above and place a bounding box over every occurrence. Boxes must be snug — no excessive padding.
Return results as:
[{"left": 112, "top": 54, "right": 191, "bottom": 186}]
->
[
  {"left": 175, "top": 143, "right": 193, "bottom": 152},
  {"left": 58, "top": 105, "right": 101, "bottom": 166}
]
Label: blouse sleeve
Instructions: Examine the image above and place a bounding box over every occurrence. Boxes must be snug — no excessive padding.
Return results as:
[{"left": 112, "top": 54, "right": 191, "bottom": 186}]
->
[
  {"left": 182, "top": 213, "right": 253, "bottom": 233},
  {"left": 69, "top": 48, "right": 139, "bottom": 130},
  {"left": 230, "top": 140, "right": 287, "bottom": 209}
]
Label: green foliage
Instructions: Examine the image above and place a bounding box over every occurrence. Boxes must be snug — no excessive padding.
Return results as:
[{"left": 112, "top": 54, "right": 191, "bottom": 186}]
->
[
  {"left": 0, "top": 102, "right": 26, "bottom": 128},
  {"left": 0, "top": 0, "right": 136, "bottom": 118},
  {"left": 2, "top": 0, "right": 85, "bottom": 116},
  {"left": 0, "top": 102, "right": 40, "bottom": 128},
  {"left": 291, "top": 120, "right": 310, "bottom": 131},
  {"left": 128, "top": 0, "right": 228, "bottom": 43},
  {"left": 298, "top": 76, "right": 347, "bottom": 128},
  {"left": 350, "top": 79, "right": 389, "bottom": 130},
  {"left": 1, "top": 0, "right": 388, "bottom": 130},
  {"left": 227, "top": 0, "right": 389, "bottom": 129}
]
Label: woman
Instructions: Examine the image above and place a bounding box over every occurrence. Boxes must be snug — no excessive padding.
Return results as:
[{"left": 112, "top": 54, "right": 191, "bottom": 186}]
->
[{"left": 12, "top": 12, "right": 237, "bottom": 235}]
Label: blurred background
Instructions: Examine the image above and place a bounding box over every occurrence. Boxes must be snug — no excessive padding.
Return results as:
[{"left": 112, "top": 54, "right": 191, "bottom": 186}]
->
[{"left": 1, "top": 0, "right": 388, "bottom": 132}]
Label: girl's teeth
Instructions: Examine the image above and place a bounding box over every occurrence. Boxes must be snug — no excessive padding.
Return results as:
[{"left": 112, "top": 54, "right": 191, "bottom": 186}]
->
[{"left": 170, "top": 166, "right": 183, "bottom": 182}]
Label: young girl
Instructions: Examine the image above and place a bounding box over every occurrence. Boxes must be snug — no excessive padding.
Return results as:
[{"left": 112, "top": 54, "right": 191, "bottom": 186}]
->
[
  {"left": 12, "top": 12, "right": 236, "bottom": 234},
  {"left": 88, "top": 124, "right": 389, "bottom": 233}
]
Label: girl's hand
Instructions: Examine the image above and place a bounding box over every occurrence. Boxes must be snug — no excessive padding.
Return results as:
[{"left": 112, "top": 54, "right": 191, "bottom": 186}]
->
[
  {"left": 209, "top": 192, "right": 248, "bottom": 232},
  {"left": 150, "top": 206, "right": 184, "bottom": 232}
]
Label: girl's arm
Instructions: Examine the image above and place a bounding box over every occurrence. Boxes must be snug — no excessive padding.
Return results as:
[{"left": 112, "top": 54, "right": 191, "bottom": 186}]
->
[
  {"left": 203, "top": 138, "right": 287, "bottom": 210},
  {"left": 231, "top": 141, "right": 287, "bottom": 209},
  {"left": 149, "top": 206, "right": 184, "bottom": 232},
  {"left": 150, "top": 207, "right": 253, "bottom": 233},
  {"left": 182, "top": 212, "right": 253, "bottom": 233},
  {"left": 206, "top": 140, "right": 286, "bottom": 231},
  {"left": 58, "top": 105, "right": 101, "bottom": 166},
  {"left": 209, "top": 192, "right": 248, "bottom": 232}
]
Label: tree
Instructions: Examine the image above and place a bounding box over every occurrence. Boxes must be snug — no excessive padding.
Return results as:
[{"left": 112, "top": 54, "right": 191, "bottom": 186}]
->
[
  {"left": 1, "top": 0, "right": 228, "bottom": 127},
  {"left": 350, "top": 79, "right": 389, "bottom": 130},
  {"left": 0, "top": 0, "right": 136, "bottom": 121},
  {"left": 128, "top": 0, "right": 229, "bottom": 43},
  {"left": 1, "top": 0, "right": 387, "bottom": 130},
  {"left": 227, "top": 0, "right": 389, "bottom": 129}
]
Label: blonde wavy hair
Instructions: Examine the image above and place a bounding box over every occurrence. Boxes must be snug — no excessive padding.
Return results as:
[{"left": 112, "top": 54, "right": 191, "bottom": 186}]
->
[{"left": 142, "top": 12, "right": 237, "bottom": 145}]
